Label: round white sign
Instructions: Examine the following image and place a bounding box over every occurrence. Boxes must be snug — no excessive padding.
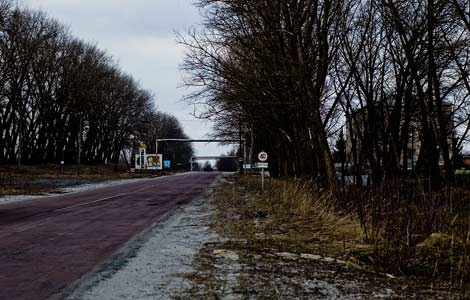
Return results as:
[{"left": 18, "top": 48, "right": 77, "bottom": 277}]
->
[{"left": 258, "top": 151, "right": 268, "bottom": 162}]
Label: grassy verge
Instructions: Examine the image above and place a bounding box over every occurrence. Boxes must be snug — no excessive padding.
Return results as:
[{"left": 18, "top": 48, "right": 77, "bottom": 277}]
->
[
  {"left": 212, "top": 176, "right": 366, "bottom": 260},
  {"left": 336, "top": 180, "right": 470, "bottom": 288},
  {"left": 176, "top": 175, "right": 463, "bottom": 299},
  {"left": 0, "top": 164, "right": 156, "bottom": 196}
]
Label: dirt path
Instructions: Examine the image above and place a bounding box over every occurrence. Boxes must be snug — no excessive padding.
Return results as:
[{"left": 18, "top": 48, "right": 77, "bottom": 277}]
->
[{"left": 0, "top": 172, "right": 218, "bottom": 300}]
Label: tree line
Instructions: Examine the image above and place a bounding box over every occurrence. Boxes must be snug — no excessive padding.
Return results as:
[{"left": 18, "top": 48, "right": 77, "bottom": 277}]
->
[
  {"left": 0, "top": 1, "right": 192, "bottom": 167},
  {"left": 181, "top": 0, "right": 470, "bottom": 188}
]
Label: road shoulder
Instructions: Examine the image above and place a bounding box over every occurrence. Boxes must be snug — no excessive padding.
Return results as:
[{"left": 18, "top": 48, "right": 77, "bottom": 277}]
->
[{"left": 66, "top": 175, "right": 220, "bottom": 300}]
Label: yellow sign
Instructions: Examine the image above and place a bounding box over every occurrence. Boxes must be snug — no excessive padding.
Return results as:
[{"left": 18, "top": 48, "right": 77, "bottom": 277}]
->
[
  {"left": 140, "top": 143, "right": 147, "bottom": 149},
  {"left": 146, "top": 154, "right": 163, "bottom": 170}
]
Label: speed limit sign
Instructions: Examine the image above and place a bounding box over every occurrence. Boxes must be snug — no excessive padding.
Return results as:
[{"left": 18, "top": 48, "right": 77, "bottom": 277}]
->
[{"left": 258, "top": 151, "right": 268, "bottom": 162}]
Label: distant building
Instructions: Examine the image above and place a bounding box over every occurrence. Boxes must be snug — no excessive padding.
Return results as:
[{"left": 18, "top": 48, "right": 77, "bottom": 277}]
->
[{"left": 463, "top": 154, "right": 470, "bottom": 169}]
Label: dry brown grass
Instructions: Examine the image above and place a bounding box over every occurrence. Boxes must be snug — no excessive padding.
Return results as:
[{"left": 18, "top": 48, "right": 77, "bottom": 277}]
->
[
  {"left": 0, "top": 164, "right": 156, "bottom": 196},
  {"left": 212, "top": 176, "right": 470, "bottom": 285},
  {"left": 336, "top": 180, "right": 470, "bottom": 288},
  {"left": 175, "top": 174, "right": 467, "bottom": 299},
  {"left": 0, "top": 164, "right": 152, "bottom": 180},
  {"left": 211, "top": 175, "right": 367, "bottom": 262}
]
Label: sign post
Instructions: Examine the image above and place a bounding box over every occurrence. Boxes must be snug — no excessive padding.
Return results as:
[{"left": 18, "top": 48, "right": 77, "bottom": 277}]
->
[
  {"left": 258, "top": 151, "right": 268, "bottom": 192},
  {"left": 262, "top": 167, "right": 264, "bottom": 192},
  {"left": 137, "top": 143, "right": 147, "bottom": 170}
]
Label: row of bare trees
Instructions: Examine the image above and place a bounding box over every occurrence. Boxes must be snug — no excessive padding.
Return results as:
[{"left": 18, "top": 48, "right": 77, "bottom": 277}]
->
[
  {"left": 0, "top": 1, "right": 192, "bottom": 167},
  {"left": 181, "top": 0, "right": 470, "bottom": 188}
]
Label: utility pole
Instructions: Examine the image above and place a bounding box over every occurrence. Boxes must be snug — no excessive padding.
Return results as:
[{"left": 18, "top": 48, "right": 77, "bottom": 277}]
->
[
  {"left": 17, "top": 118, "right": 22, "bottom": 168},
  {"left": 77, "top": 113, "right": 82, "bottom": 176}
]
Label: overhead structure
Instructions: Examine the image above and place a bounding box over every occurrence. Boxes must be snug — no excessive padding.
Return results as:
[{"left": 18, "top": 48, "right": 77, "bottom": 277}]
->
[
  {"left": 156, "top": 138, "right": 246, "bottom": 173},
  {"left": 191, "top": 156, "right": 239, "bottom": 160},
  {"left": 190, "top": 156, "right": 239, "bottom": 171}
]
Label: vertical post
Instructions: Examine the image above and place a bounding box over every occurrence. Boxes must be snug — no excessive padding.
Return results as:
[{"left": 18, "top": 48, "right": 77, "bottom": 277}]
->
[
  {"left": 261, "top": 167, "right": 265, "bottom": 192},
  {"left": 17, "top": 117, "right": 22, "bottom": 168},
  {"left": 61, "top": 138, "right": 65, "bottom": 174},
  {"left": 161, "top": 142, "right": 165, "bottom": 176},
  {"left": 411, "top": 130, "right": 415, "bottom": 172},
  {"left": 249, "top": 124, "right": 254, "bottom": 167},
  {"left": 77, "top": 114, "right": 82, "bottom": 176}
]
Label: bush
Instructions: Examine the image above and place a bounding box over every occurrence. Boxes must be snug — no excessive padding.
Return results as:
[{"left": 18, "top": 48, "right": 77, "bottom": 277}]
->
[{"left": 335, "top": 180, "right": 470, "bottom": 284}]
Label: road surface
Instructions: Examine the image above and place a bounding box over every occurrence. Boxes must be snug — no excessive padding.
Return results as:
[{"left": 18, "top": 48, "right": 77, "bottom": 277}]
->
[{"left": 0, "top": 172, "right": 219, "bottom": 300}]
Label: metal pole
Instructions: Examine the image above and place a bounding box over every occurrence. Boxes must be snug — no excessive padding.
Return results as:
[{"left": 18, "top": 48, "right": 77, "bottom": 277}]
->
[
  {"left": 17, "top": 116, "right": 22, "bottom": 168},
  {"left": 77, "top": 114, "right": 82, "bottom": 176},
  {"left": 261, "top": 167, "right": 265, "bottom": 192},
  {"left": 411, "top": 130, "right": 414, "bottom": 172}
]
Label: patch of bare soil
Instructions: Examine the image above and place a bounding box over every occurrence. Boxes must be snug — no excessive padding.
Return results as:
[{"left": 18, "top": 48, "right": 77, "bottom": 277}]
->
[{"left": 175, "top": 175, "right": 467, "bottom": 299}]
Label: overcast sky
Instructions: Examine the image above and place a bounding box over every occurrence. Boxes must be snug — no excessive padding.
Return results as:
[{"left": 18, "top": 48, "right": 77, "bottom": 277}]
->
[{"left": 22, "top": 0, "right": 231, "bottom": 157}]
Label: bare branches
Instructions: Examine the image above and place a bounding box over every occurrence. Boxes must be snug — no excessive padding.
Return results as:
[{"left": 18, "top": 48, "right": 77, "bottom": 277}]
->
[
  {"left": 0, "top": 4, "right": 183, "bottom": 166},
  {"left": 181, "top": 0, "right": 470, "bottom": 186}
]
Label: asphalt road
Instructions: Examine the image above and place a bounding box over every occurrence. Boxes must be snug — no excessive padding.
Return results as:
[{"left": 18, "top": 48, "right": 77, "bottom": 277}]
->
[{"left": 0, "top": 172, "right": 219, "bottom": 300}]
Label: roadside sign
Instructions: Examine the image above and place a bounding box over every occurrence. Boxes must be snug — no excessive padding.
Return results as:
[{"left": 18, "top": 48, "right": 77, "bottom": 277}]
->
[
  {"left": 136, "top": 153, "right": 162, "bottom": 170},
  {"left": 146, "top": 154, "right": 163, "bottom": 170},
  {"left": 243, "top": 164, "right": 252, "bottom": 169},
  {"left": 256, "top": 160, "right": 268, "bottom": 193},
  {"left": 164, "top": 160, "right": 171, "bottom": 169},
  {"left": 258, "top": 151, "right": 268, "bottom": 162},
  {"left": 137, "top": 146, "right": 147, "bottom": 169}
]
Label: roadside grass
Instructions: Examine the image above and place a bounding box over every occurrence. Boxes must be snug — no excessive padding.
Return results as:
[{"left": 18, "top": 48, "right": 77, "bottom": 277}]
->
[
  {"left": 337, "top": 181, "right": 470, "bottom": 289},
  {"left": 0, "top": 164, "right": 155, "bottom": 196},
  {"left": 0, "top": 164, "right": 150, "bottom": 180},
  {"left": 176, "top": 175, "right": 462, "bottom": 299},
  {"left": 0, "top": 185, "right": 63, "bottom": 196},
  {"left": 212, "top": 176, "right": 367, "bottom": 260},
  {"left": 455, "top": 169, "right": 470, "bottom": 175}
]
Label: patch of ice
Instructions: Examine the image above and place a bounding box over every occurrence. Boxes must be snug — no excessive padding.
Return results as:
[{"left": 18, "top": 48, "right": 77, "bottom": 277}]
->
[
  {"left": 276, "top": 252, "right": 299, "bottom": 260},
  {"left": 213, "top": 249, "right": 240, "bottom": 261},
  {"left": 300, "top": 253, "right": 322, "bottom": 260}
]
